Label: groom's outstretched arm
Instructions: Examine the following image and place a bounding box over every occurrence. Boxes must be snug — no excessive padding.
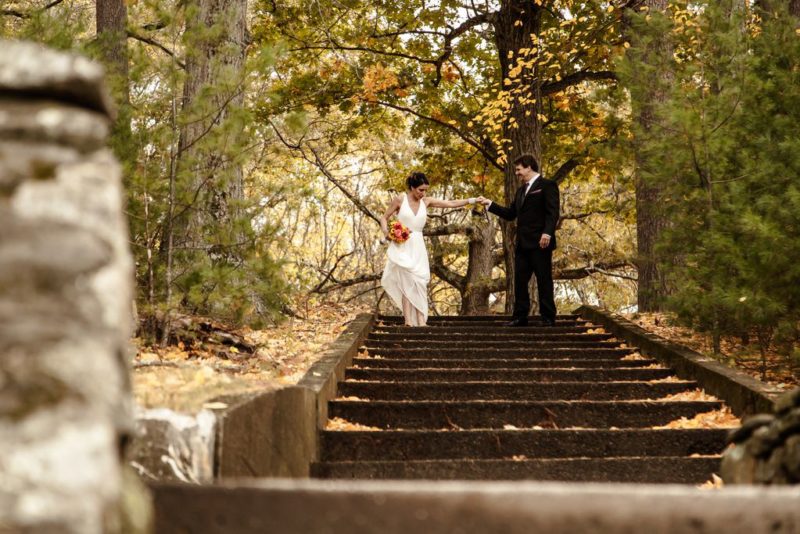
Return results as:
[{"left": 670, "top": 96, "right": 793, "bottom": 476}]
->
[{"left": 486, "top": 198, "right": 517, "bottom": 221}]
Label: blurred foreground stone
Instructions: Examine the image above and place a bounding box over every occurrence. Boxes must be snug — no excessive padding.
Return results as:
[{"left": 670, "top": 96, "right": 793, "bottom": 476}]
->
[
  {"left": 0, "top": 41, "right": 150, "bottom": 533},
  {"left": 722, "top": 387, "right": 800, "bottom": 484}
]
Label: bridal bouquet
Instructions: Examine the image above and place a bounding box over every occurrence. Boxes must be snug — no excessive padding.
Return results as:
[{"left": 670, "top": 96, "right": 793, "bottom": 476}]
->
[{"left": 387, "top": 220, "right": 411, "bottom": 244}]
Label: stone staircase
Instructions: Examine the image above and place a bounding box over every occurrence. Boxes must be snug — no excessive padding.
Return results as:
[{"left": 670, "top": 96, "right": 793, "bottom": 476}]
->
[{"left": 311, "top": 314, "right": 728, "bottom": 483}]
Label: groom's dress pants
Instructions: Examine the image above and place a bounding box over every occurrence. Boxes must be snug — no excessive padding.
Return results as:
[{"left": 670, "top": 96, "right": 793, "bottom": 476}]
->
[{"left": 513, "top": 245, "right": 556, "bottom": 323}]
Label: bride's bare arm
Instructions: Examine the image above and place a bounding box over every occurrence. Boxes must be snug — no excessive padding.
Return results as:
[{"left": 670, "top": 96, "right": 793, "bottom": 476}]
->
[
  {"left": 380, "top": 196, "right": 403, "bottom": 237},
  {"left": 425, "top": 197, "right": 477, "bottom": 209}
]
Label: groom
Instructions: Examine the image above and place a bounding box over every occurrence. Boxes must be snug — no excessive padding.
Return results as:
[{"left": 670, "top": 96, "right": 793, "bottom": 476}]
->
[{"left": 479, "top": 154, "right": 560, "bottom": 327}]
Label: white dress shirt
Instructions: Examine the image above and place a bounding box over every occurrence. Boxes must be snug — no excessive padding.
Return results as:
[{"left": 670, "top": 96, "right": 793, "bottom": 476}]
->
[{"left": 523, "top": 173, "right": 540, "bottom": 196}]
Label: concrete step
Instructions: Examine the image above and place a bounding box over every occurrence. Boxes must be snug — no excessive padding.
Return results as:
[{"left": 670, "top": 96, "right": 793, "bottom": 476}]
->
[
  {"left": 313, "top": 312, "right": 735, "bottom": 486},
  {"left": 363, "top": 347, "right": 636, "bottom": 359},
  {"left": 151, "top": 480, "right": 800, "bottom": 534},
  {"left": 379, "top": 320, "right": 587, "bottom": 328},
  {"left": 329, "top": 400, "right": 724, "bottom": 430},
  {"left": 338, "top": 380, "right": 697, "bottom": 401},
  {"left": 364, "top": 339, "right": 624, "bottom": 350},
  {"left": 311, "top": 456, "right": 721, "bottom": 483},
  {"left": 378, "top": 317, "right": 584, "bottom": 326},
  {"left": 375, "top": 325, "right": 594, "bottom": 334},
  {"left": 319, "top": 428, "right": 728, "bottom": 461},
  {"left": 352, "top": 357, "right": 661, "bottom": 370},
  {"left": 369, "top": 332, "right": 616, "bottom": 342},
  {"left": 345, "top": 367, "right": 675, "bottom": 383},
  {"left": 379, "top": 314, "right": 583, "bottom": 322}
]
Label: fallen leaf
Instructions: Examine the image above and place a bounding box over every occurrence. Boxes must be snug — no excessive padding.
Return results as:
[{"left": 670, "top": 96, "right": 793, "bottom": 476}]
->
[
  {"left": 656, "top": 388, "right": 721, "bottom": 402},
  {"left": 621, "top": 352, "right": 647, "bottom": 361},
  {"left": 698, "top": 473, "right": 724, "bottom": 490},
  {"left": 654, "top": 407, "right": 740, "bottom": 429},
  {"left": 326, "top": 417, "right": 382, "bottom": 431}
]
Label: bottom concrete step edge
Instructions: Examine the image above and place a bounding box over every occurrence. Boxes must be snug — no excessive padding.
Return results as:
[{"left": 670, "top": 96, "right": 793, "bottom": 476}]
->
[
  {"left": 311, "top": 456, "right": 721, "bottom": 484},
  {"left": 151, "top": 479, "right": 800, "bottom": 534}
]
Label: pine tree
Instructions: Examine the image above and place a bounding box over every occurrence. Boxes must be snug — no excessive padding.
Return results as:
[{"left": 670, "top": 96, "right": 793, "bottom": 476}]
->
[{"left": 620, "top": 0, "right": 800, "bottom": 373}]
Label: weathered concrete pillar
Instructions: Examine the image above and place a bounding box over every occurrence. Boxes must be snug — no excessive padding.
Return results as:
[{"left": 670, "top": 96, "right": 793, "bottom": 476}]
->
[{"left": 0, "top": 41, "right": 146, "bottom": 533}]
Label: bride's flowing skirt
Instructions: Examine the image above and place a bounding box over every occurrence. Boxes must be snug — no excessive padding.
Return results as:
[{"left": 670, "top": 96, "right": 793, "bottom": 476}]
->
[{"left": 381, "top": 232, "right": 430, "bottom": 326}]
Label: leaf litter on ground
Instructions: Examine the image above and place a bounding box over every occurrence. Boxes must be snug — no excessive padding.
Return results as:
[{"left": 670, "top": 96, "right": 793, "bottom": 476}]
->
[
  {"left": 626, "top": 312, "right": 799, "bottom": 387},
  {"left": 132, "top": 299, "right": 369, "bottom": 412}
]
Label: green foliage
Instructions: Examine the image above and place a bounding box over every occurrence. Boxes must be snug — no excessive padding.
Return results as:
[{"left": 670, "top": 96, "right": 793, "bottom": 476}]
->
[
  {"left": 0, "top": 1, "right": 87, "bottom": 49},
  {"left": 620, "top": 1, "right": 800, "bottom": 362},
  {"left": 255, "top": 0, "right": 638, "bottom": 313},
  {"left": 2, "top": 0, "right": 289, "bottom": 329}
]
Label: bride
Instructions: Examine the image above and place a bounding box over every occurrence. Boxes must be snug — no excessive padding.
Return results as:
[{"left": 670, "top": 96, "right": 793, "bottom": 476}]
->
[{"left": 380, "top": 172, "right": 476, "bottom": 326}]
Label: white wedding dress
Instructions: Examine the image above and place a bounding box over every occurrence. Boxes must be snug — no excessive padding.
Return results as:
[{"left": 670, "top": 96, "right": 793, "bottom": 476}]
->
[{"left": 381, "top": 195, "right": 430, "bottom": 326}]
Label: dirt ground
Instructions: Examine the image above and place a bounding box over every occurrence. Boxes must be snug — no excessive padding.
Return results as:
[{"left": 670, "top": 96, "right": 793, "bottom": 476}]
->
[
  {"left": 626, "top": 312, "right": 799, "bottom": 390},
  {"left": 131, "top": 300, "right": 369, "bottom": 412}
]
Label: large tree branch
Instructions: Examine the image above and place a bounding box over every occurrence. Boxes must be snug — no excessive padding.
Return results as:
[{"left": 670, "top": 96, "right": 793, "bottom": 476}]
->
[
  {"left": 484, "top": 260, "right": 636, "bottom": 292},
  {"left": 550, "top": 155, "right": 583, "bottom": 184},
  {"left": 541, "top": 70, "right": 618, "bottom": 97},
  {"left": 558, "top": 209, "right": 613, "bottom": 228},
  {"left": 306, "top": 146, "right": 382, "bottom": 224},
  {"left": 556, "top": 261, "right": 636, "bottom": 280},
  {"left": 429, "top": 236, "right": 466, "bottom": 291},
  {"left": 267, "top": 120, "right": 382, "bottom": 225},
  {"left": 376, "top": 100, "right": 502, "bottom": 170},
  {"left": 310, "top": 250, "right": 356, "bottom": 293},
  {"left": 313, "top": 273, "right": 382, "bottom": 294},
  {"left": 291, "top": 43, "right": 440, "bottom": 65},
  {"left": 432, "top": 12, "right": 497, "bottom": 86},
  {"left": 549, "top": 132, "right": 619, "bottom": 184},
  {"left": 430, "top": 259, "right": 466, "bottom": 291},
  {"left": 1, "top": 0, "right": 63, "bottom": 18},
  {"left": 127, "top": 30, "right": 186, "bottom": 69}
]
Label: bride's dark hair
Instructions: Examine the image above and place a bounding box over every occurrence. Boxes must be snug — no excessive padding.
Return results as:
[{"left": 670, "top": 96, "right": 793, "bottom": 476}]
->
[{"left": 406, "top": 172, "right": 429, "bottom": 189}]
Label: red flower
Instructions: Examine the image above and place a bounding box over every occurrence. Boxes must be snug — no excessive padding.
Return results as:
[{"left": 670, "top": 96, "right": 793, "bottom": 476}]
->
[{"left": 387, "top": 219, "right": 411, "bottom": 243}]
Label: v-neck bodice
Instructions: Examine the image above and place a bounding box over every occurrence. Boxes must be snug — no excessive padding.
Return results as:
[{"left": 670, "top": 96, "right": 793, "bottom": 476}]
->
[{"left": 398, "top": 194, "right": 427, "bottom": 232}]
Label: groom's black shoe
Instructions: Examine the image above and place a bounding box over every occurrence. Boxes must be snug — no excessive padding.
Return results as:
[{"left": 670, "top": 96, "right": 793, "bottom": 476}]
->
[
  {"left": 504, "top": 318, "right": 528, "bottom": 327},
  {"left": 538, "top": 315, "right": 556, "bottom": 327}
]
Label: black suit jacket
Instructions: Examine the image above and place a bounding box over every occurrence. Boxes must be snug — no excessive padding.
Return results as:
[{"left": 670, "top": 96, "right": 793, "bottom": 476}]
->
[{"left": 488, "top": 177, "right": 560, "bottom": 250}]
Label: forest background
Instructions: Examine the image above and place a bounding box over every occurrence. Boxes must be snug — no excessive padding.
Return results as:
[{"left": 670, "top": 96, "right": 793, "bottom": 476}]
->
[{"left": 2, "top": 0, "right": 799, "bottom": 380}]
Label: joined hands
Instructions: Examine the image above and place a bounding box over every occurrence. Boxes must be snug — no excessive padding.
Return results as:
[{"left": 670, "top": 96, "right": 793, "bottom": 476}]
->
[{"left": 475, "top": 196, "right": 491, "bottom": 207}]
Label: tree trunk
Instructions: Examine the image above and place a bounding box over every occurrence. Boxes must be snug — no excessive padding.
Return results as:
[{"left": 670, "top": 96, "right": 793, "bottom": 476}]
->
[
  {"left": 757, "top": 0, "right": 800, "bottom": 16},
  {"left": 493, "top": 0, "right": 544, "bottom": 313},
  {"left": 628, "top": 0, "right": 671, "bottom": 312},
  {"left": 95, "top": 0, "right": 133, "bottom": 174},
  {"left": 174, "top": 0, "right": 248, "bottom": 257},
  {"left": 460, "top": 216, "right": 496, "bottom": 315}
]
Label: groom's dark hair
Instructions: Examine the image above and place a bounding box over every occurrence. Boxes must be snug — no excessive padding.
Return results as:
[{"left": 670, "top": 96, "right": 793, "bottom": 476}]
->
[
  {"left": 513, "top": 154, "right": 539, "bottom": 172},
  {"left": 406, "top": 172, "right": 430, "bottom": 189}
]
